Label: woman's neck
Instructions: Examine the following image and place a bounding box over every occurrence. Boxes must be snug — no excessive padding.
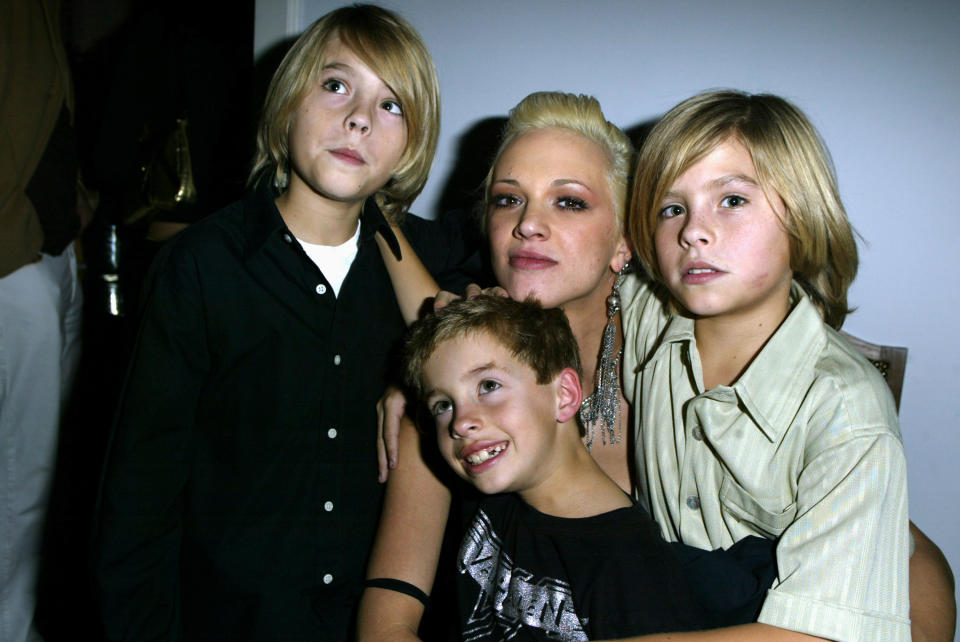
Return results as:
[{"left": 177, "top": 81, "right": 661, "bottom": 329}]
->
[
  {"left": 564, "top": 274, "right": 618, "bottom": 389},
  {"left": 562, "top": 273, "right": 632, "bottom": 494}
]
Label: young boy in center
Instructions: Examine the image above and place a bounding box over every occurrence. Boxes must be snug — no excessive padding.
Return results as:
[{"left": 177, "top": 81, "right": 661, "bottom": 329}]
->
[{"left": 400, "top": 295, "right": 766, "bottom": 641}]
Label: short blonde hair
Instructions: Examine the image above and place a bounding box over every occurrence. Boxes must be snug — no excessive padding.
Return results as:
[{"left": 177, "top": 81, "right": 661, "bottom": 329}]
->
[
  {"left": 630, "top": 90, "right": 858, "bottom": 328},
  {"left": 483, "top": 92, "right": 633, "bottom": 225},
  {"left": 249, "top": 4, "right": 440, "bottom": 222}
]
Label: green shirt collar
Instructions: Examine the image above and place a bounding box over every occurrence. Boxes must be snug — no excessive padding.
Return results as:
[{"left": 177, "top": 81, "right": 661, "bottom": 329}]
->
[{"left": 648, "top": 283, "right": 827, "bottom": 442}]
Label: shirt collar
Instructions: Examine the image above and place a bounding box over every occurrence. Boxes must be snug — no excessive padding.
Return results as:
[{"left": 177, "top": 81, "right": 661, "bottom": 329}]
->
[
  {"left": 359, "top": 198, "right": 402, "bottom": 260},
  {"left": 647, "top": 282, "right": 827, "bottom": 442},
  {"left": 732, "top": 284, "right": 826, "bottom": 440},
  {"left": 242, "top": 178, "right": 401, "bottom": 260}
]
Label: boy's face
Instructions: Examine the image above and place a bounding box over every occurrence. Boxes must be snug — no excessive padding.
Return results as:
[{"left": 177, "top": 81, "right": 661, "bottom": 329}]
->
[
  {"left": 654, "top": 138, "right": 793, "bottom": 328},
  {"left": 286, "top": 38, "right": 407, "bottom": 208},
  {"left": 423, "top": 332, "right": 566, "bottom": 497}
]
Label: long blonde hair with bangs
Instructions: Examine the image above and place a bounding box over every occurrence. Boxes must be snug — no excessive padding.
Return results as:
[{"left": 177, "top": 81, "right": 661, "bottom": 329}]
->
[
  {"left": 249, "top": 4, "right": 440, "bottom": 223},
  {"left": 630, "top": 90, "right": 858, "bottom": 329}
]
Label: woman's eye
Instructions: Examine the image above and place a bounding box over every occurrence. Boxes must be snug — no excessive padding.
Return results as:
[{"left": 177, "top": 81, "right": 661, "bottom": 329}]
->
[
  {"left": 659, "top": 204, "right": 685, "bottom": 219},
  {"left": 479, "top": 380, "right": 501, "bottom": 395},
  {"left": 322, "top": 79, "right": 347, "bottom": 94},
  {"left": 557, "top": 197, "right": 588, "bottom": 210},
  {"left": 431, "top": 399, "right": 452, "bottom": 416},
  {"left": 490, "top": 194, "right": 521, "bottom": 209},
  {"left": 381, "top": 100, "right": 403, "bottom": 115},
  {"left": 721, "top": 194, "right": 747, "bottom": 208}
]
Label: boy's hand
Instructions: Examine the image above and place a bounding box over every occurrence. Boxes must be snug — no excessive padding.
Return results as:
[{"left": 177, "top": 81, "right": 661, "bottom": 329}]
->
[{"left": 377, "top": 386, "right": 407, "bottom": 482}]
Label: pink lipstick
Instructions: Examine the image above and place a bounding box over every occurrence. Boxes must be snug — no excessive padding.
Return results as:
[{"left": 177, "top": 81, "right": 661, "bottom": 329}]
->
[{"left": 508, "top": 251, "right": 556, "bottom": 270}]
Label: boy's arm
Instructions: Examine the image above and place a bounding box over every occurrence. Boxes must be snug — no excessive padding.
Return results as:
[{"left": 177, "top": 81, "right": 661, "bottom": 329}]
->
[
  {"left": 596, "top": 622, "right": 826, "bottom": 641},
  {"left": 93, "top": 244, "right": 207, "bottom": 640},
  {"left": 757, "top": 428, "right": 910, "bottom": 639},
  {"left": 637, "top": 404, "right": 908, "bottom": 641},
  {"left": 908, "top": 521, "right": 957, "bottom": 642},
  {"left": 357, "top": 417, "right": 452, "bottom": 641}
]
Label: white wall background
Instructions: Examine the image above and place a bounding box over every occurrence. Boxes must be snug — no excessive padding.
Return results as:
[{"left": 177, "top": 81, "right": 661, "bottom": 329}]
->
[{"left": 256, "top": 0, "right": 960, "bottom": 619}]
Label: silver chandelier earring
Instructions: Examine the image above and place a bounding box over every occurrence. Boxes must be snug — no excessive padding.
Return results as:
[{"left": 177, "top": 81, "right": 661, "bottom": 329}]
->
[{"left": 580, "top": 267, "right": 625, "bottom": 451}]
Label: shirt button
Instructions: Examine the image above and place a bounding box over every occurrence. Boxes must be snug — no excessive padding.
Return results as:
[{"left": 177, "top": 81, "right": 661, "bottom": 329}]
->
[
  {"left": 324, "top": 501, "right": 334, "bottom": 512},
  {"left": 686, "top": 495, "right": 701, "bottom": 510},
  {"left": 327, "top": 428, "right": 337, "bottom": 439},
  {"left": 333, "top": 354, "right": 341, "bottom": 366},
  {"left": 692, "top": 426, "right": 704, "bottom": 441},
  {"left": 315, "top": 283, "right": 327, "bottom": 295},
  {"left": 282, "top": 233, "right": 293, "bottom": 243},
  {"left": 323, "top": 574, "right": 333, "bottom": 584}
]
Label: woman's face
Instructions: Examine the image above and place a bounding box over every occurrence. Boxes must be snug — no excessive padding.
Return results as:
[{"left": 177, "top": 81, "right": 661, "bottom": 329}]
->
[{"left": 487, "top": 128, "right": 630, "bottom": 313}]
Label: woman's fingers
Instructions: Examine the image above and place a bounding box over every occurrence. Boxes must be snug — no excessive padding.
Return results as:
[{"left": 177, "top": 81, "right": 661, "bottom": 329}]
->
[{"left": 376, "top": 387, "right": 407, "bottom": 482}]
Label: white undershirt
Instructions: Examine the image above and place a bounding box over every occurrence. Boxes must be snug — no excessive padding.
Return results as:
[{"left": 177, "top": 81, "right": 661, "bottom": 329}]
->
[{"left": 296, "top": 223, "right": 360, "bottom": 297}]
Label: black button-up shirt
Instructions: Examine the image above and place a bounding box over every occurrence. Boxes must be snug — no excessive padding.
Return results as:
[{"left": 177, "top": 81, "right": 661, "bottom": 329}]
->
[{"left": 94, "top": 182, "right": 479, "bottom": 640}]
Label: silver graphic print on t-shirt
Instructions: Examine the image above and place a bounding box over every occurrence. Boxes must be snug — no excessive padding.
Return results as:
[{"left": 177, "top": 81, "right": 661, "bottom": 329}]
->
[{"left": 459, "top": 509, "right": 588, "bottom": 641}]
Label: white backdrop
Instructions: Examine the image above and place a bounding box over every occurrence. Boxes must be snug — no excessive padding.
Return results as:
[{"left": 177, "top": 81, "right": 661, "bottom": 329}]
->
[{"left": 256, "top": 0, "right": 960, "bottom": 619}]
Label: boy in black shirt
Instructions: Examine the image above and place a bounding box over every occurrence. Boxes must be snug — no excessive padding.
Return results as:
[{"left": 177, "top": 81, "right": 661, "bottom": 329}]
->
[
  {"left": 401, "top": 296, "right": 709, "bottom": 640},
  {"left": 93, "top": 6, "right": 475, "bottom": 640}
]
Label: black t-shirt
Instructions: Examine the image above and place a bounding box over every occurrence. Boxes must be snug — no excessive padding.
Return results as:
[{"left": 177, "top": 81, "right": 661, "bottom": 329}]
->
[
  {"left": 456, "top": 494, "right": 707, "bottom": 641},
  {"left": 456, "top": 494, "right": 776, "bottom": 641}
]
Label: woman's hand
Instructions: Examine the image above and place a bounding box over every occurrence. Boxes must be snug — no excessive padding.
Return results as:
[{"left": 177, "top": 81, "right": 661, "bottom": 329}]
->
[
  {"left": 433, "top": 283, "right": 508, "bottom": 312},
  {"left": 377, "top": 386, "right": 408, "bottom": 483}
]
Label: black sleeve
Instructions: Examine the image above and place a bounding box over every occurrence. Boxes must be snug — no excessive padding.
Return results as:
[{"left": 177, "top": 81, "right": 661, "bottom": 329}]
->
[
  {"left": 669, "top": 535, "right": 777, "bottom": 627},
  {"left": 580, "top": 518, "right": 708, "bottom": 638},
  {"left": 402, "top": 209, "right": 493, "bottom": 294},
  {"left": 92, "top": 241, "right": 209, "bottom": 641}
]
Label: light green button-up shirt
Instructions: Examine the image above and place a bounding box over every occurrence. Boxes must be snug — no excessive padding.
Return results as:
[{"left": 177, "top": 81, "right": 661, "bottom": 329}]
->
[{"left": 621, "top": 275, "right": 910, "bottom": 641}]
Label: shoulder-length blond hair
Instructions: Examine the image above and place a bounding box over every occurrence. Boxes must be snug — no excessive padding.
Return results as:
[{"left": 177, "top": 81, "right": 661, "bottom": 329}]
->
[
  {"left": 483, "top": 91, "right": 634, "bottom": 226},
  {"left": 630, "top": 90, "right": 858, "bottom": 328},
  {"left": 249, "top": 4, "right": 440, "bottom": 223}
]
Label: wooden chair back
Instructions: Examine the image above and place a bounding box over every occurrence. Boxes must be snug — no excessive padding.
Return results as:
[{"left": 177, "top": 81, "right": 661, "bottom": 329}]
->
[{"left": 839, "top": 330, "right": 908, "bottom": 413}]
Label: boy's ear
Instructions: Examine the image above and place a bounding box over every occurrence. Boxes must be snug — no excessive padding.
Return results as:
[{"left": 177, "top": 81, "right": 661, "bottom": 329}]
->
[{"left": 555, "top": 368, "right": 583, "bottom": 424}]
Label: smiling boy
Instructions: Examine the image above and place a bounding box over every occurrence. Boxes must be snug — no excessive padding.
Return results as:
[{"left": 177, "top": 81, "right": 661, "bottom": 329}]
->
[{"left": 397, "top": 296, "right": 718, "bottom": 640}]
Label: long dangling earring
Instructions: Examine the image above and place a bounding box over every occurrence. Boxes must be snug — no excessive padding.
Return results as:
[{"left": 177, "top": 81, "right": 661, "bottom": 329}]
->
[{"left": 580, "top": 267, "right": 625, "bottom": 451}]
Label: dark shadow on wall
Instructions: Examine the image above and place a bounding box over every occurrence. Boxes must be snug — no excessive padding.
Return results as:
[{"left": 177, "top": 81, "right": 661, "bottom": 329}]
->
[
  {"left": 624, "top": 118, "right": 660, "bottom": 153},
  {"left": 429, "top": 116, "right": 509, "bottom": 288},
  {"left": 433, "top": 116, "right": 507, "bottom": 218}
]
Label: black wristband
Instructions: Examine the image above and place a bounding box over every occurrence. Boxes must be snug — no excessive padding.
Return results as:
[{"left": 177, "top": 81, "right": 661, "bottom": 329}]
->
[{"left": 363, "top": 577, "right": 430, "bottom": 610}]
